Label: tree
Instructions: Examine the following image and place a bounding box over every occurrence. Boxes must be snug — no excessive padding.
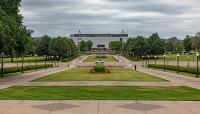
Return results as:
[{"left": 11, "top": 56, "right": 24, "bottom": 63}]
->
[
  {"left": 109, "top": 41, "right": 122, "bottom": 53},
  {"left": 147, "top": 33, "right": 165, "bottom": 56},
  {"left": 183, "top": 35, "right": 192, "bottom": 52},
  {"left": 85, "top": 40, "right": 93, "bottom": 51},
  {"left": 49, "top": 37, "right": 72, "bottom": 59},
  {"left": 36, "top": 35, "right": 51, "bottom": 56},
  {"left": 0, "top": 0, "right": 33, "bottom": 73}
]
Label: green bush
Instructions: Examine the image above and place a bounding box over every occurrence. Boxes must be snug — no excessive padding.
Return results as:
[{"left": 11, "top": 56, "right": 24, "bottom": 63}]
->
[
  {"left": 1, "top": 64, "right": 53, "bottom": 74},
  {"left": 148, "top": 64, "right": 198, "bottom": 75},
  {"left": 95, "top": 64, "right": 105, "bottom": 72}
]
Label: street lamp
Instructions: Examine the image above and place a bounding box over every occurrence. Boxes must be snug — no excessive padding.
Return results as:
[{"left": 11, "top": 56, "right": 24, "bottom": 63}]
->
[
  {"left": 186, "top": 53, "right": 189, "bottom": 68},
  {"left": 164, "top": 54, "right": 166, "bottom": 71},
  {"left": 35, "top": 54, "right": 37, "bottom": 71},
  {"left": 44, "top": 55, "right": 47, "bottom": 69},
  {"left": 52, "top": 56, "right": 54, "bottom": 68},
  {"left": 176, "top": 54, "right": 180, "bottom": 73},
  {"left": 147, "top": 55, "right": 149, "bottom": 68},
  {"left": 196, "top": 53, "right": 199, "bottom": 78},
  {"left": 154, "top": 55, "right": 157, "bottom": 68},
  {"left": 1, "top": 53, "right": 4, "bottom": 77},
  {"left": 57, "top": 56, "right": 59, "bottom": 67}
]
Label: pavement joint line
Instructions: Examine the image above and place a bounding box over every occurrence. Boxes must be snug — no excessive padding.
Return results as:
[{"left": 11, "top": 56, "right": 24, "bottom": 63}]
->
[
  {"left": 1, "top": 100, "right": 23, "bottom": 114},
  {"left": 174, "top": 101, "right": 196, "bottom": 114},
  {"left": 97, "top": 100, "right": 100, "bottom": 114}
]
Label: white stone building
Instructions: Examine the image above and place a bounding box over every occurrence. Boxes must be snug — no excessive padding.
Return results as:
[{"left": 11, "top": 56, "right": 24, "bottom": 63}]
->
[{"left": 70, "top": 33, "right": 129, "bottom": 49}]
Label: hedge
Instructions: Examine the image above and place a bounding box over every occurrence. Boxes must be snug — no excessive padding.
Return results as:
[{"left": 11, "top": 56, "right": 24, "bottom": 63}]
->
[
  {"left": 148, "top": 64, "right": 198, "bottom": 75},
  {"left": 0, "top": 64, "right": 53, "bottom": 74}
]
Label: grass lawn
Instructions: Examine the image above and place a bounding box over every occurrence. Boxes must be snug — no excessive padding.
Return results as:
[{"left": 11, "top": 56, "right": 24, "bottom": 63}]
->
[
  {"left": 3, "top": 56, "right": 47, "bottom": 63},
  {"left": 33, "top": 68, "right": 167, "bottom": 82},
  {"left": 157, "top": 54, "right": 196, "bottom": 61},
  {"left": 84, "top": 55, "right": 118, "bottom": 62},
  {"left": 0, "top": 86, "right": 200, "bottom": 100}
]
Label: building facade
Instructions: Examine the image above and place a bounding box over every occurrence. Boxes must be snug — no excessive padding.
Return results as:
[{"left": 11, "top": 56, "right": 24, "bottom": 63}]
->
[{"left": 70, "top": 33, "right": 129, "bottom": 49}]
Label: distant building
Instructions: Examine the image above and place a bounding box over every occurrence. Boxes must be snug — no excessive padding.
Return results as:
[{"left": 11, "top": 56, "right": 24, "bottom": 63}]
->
[
  {"left": 70, "top": 31, "right": 129, "bottom": 49},
  {"left": 196, "top": 32, "right": 200, "bottom": 37}
]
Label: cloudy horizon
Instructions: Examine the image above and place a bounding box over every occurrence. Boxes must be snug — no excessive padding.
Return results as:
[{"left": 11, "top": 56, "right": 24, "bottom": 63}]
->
[{"left": 20, "top": 0, "right": 200, "bottom": 39}]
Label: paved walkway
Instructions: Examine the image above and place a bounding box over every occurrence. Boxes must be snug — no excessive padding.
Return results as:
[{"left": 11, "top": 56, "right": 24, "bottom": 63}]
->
[
  {"left": 0, "top": 100, "right": 200, "bottom": 114},
  {"left": 0, "top": 57, "right": 82, "bottom": 89},
  {"left": 22, "top": 81, "right": 178, "bottom": 87},
  {"left": 118, "top": 56, "right": 200, "bottom": 89}
]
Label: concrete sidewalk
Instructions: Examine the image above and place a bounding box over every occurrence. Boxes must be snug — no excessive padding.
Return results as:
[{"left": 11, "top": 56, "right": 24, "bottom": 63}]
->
[
  {"left": 119, "top": 56, "right": 200, "bottom": 89},
  {"left": 0, "top": 100, "right": 199, "bottom": 114},
  {"left": 0, "top": 57, "right": 82, "bottom": 89}
]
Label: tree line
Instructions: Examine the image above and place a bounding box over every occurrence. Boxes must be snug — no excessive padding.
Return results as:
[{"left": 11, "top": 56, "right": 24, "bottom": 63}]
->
[
  {"left": 35, "top": 35, "right": 77, "bottom": 59},
  {"left": 0, "top": 0, "right": 33, "bottom": 60},
  {"left": 0, "top": 0, "right": 78, "bottom": 61},
  {"left": 110, "top": 33, "right": 200, "bottom": 59}
]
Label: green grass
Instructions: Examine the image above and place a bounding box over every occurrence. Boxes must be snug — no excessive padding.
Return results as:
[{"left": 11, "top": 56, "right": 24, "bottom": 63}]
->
[
  {"left": 148, "top": 64, "right": 200, "bottom": 77},
  {"left": 84, "top": 55, "right": 118, "bottom": 62},
  {"left": 33, "top": 67, "right": 167, "bottom": 82},
  {"left": 0, "top": 86, "right": 200, "bottom": 100},
  {"left": 157, "top": 54, "right": 197, "bottom": 61}
]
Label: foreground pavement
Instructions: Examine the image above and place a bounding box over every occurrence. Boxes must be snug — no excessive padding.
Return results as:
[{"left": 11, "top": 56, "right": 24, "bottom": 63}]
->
[{"left": 0, "top": 100, "right": 199, "bottom": 114}]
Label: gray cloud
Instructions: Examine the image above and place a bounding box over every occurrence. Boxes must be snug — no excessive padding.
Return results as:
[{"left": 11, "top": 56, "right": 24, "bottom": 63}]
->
[{"left": 20, "top": 0, "right": 200, "bottom": 39}]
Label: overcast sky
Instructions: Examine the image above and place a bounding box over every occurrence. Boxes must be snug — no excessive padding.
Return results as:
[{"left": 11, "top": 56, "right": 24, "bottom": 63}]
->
[{"left": 20, "top": 0, "right": 200, "bottom": 39}]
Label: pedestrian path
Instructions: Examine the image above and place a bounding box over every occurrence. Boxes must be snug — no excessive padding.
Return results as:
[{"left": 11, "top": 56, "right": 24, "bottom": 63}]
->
[
  {"left": 0, "top": 100, "right": 199, "bottom": 114},
  {"left": 22, "top": 81, "right": 178, "bottom": 87},
  {"left": 119, "top": 56, "right": 200, "bottom": 89},
  {"left": 0, "top": 57, "right": 82, "bottom": 89}
]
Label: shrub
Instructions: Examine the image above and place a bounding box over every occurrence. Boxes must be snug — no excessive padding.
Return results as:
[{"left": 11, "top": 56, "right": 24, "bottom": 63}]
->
[
  {"left": 148, "top": 64, "right": 198, "bottom": 75},
  {"left": 95, "top": 64, "right": 105, "bottom": 72},
  {"left": 90, "top": 64, "right": 111, "bottom": 74}
]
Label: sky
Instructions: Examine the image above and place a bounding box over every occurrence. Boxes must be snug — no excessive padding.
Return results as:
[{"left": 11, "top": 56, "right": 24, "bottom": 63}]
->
[{"left": 20, "top": 0, "right": 200, "bottom": 39}]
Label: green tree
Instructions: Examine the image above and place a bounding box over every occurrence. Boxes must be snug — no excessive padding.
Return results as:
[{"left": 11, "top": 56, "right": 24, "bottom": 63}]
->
[
  {"left": 36, "top": 35, "right": 51, "bottom": 56},
  {"left": 183, "top": 35, "right": 192, "bottom": 52},
  {"left": 85, "top": 40, "right": 93, "bottom": 51},
  {"left": 147, "top": 33, "right": 165, "bottom": 56}
]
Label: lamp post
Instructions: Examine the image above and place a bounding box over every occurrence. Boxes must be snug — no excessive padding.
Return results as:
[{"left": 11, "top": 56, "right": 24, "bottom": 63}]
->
[
  {"left": 164, "top": 54, "right": 166, "bottom": 71},
  {"left": 1, "top": 53, "right": 4, "bottom": 77},
  {"left": 196, "top": 53, "right": 199, "bottom": 78},
  {"left": 57, "top": 56, "right": 59, "bottom": 67},
  {"left": 154, "top": 55, "right": 157, "bottom": 68},
  {"left": 145, "top": 56, "right": 148, "bottom": 67},
  {"left": 186, "top": 53, "right": 189, "bottom": 68},
  {"left": 167, "top": 56, "right": 169, "bottom": 65},
  {"left": 147, "top": 55, "right": 149, "bottom": 68},
  {"left": 52, "top": 56, "right": 54, "bottom": 68},
  {"left": 176, "top": 54, "right": 180, "bottom": 73},
  {"left": 35, "top": 54, "right": 37, "bottom": 71},
  {"left": 44, "top": 55, "right": 47, "bottom": 69},
  {"left": 142, "top": 57, "right": 144, "bottom": 67}
]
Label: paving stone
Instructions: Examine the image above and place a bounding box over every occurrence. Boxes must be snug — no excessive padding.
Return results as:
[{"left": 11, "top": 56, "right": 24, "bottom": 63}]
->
[
  {"left": 32, "top": 103, "right": 79, "bottom": 111},
  {"left": 117, "top": 102, "right": 164, "bottom": 111}
]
